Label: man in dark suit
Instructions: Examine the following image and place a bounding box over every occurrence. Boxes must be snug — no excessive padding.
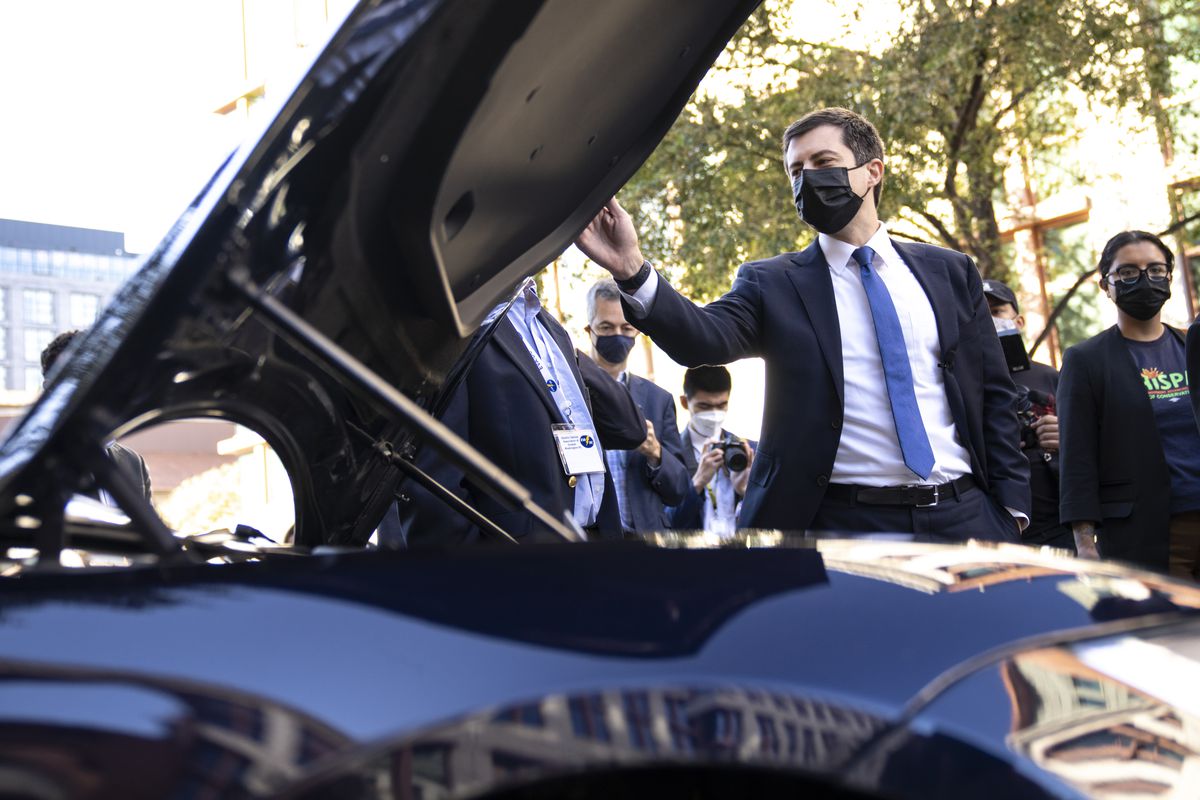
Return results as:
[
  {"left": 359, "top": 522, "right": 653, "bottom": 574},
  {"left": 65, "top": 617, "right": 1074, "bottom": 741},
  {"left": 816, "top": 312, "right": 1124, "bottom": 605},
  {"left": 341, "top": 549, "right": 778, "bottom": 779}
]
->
[
  {"left": 41, "top": 330, "right": 152, "bottom": 503},
  {"left": 668, "top": 367, "right": 756, "bottom": 534},
  {"left": 584, "top": 279, "right": 689, "bottom": 533},
  {"left": 387, "top": 284, "right": 646, "bottom": 545},
  {"left": 577, "top": 107, "right": 1029, "bottom": 540}
]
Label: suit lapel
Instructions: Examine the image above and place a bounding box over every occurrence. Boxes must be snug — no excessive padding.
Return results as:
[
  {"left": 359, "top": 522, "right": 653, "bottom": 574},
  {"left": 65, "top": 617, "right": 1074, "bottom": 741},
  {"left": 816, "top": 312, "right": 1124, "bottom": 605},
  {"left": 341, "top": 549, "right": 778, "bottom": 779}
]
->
[
  {"left": 893, "top": 241, "right": 959, "bottom": 360},
  {"left": 493, "top": 317, "right": 562, "bottom": 420},
  {"left": 785, "top": 241, "right": 844, "bottom": 403}
]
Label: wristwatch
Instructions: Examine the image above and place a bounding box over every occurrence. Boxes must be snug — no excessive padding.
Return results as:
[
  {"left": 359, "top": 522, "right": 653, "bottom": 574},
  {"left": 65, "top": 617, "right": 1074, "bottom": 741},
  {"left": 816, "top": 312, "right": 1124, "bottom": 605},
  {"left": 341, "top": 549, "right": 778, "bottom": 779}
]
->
[{"left": 616, "top": 260, "right": 652, "bottom": 292}]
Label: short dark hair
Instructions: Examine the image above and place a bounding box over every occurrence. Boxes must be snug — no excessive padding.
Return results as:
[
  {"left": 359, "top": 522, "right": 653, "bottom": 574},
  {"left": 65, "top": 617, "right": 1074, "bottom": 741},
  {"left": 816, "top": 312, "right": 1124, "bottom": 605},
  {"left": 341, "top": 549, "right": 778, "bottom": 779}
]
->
[
  {"left": 41, "top": 330, "right": 81, "bottom": 376},
  {"left": 683, "top": 366, "right": 732, "bottom": 398},
  {"left": 1098, "top": 230, "right": 1174, "bottom": 288},
  {"left": 781, "top": 107, "right": 884, "bottom": 206}
]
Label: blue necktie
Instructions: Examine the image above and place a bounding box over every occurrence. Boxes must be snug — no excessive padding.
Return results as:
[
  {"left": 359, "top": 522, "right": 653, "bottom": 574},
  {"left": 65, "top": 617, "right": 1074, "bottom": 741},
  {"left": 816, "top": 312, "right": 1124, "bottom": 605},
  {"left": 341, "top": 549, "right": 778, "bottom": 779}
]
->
[{"left": 852, "top": 246, "right": 935, "bottom": 480}]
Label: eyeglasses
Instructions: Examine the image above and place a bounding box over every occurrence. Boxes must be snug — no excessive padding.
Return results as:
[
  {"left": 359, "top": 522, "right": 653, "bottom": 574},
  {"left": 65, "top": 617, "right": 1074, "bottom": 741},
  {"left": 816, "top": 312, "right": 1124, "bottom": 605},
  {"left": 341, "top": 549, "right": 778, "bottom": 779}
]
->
[{"left": 1111, "top": 262, "right": 1171, "bottom": 284}]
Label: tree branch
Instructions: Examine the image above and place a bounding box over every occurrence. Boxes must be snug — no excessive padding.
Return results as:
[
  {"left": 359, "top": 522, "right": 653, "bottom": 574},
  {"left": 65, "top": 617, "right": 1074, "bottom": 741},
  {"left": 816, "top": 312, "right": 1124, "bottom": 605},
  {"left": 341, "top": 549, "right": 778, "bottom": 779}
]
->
[
  {"left": 917, "top": 209, "right": 965, "bottom": 252},
  {"left": 888, "top": 228, "right": 935, "bottom": 244}
]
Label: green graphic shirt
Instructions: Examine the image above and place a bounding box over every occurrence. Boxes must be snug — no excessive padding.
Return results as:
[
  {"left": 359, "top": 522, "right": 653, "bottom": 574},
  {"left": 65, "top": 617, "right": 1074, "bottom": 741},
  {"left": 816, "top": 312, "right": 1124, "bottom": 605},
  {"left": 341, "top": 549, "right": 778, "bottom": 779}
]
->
[{"left": 1126, "top": 330, "right": 1200, "bottom": 513}]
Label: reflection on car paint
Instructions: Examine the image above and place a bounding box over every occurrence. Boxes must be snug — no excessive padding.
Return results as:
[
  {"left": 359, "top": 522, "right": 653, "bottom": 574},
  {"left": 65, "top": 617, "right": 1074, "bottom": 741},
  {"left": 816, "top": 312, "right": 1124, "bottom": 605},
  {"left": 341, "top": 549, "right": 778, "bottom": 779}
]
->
[
  {"left": 1003, "top": 644, "right": 1200, "bottom": 798},
  {"left": 0, "top": 670, "right": 353, "bottom": 799},
  {"left": 287, "top": 687, "right": 888, "bottom": 798}
]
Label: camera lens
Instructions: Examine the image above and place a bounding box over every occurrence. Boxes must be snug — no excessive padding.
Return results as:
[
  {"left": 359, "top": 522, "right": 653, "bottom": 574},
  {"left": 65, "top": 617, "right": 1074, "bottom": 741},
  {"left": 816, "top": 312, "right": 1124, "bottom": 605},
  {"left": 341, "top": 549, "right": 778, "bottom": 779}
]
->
[{"left": 724, "top": 445, "right": 748, "bottom": 472}]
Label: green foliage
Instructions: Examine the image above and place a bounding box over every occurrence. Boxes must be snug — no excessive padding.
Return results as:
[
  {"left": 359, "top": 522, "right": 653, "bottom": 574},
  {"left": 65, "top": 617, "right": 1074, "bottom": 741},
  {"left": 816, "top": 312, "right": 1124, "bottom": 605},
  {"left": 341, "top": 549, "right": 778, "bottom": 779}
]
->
[{"left": 622, "top": 0, "right": 1200, "bottom": 299}]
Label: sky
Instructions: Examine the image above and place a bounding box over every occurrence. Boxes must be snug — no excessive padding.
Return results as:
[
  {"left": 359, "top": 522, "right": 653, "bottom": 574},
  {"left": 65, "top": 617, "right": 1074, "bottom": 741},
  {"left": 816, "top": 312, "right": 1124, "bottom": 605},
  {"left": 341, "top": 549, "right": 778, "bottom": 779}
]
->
[{"left": 0, "top": 1, "right": 324, "bottom": 253}]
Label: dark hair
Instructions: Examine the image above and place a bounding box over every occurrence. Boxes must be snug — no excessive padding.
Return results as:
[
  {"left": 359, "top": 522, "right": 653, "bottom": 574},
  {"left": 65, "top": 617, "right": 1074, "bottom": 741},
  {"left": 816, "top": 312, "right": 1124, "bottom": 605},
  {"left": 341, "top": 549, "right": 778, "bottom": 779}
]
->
[
  {"left": 683, "top": 365, "right": 732, "bottom": 398},
  {"left": 1097, "top": 231, "right": 1174, "bottom": 288},
  {"left": 781, "top": 107, "right": 884, "bottom": 206},
  {"left": 41, "top": 330, "right": 81, "bottom": 376}
]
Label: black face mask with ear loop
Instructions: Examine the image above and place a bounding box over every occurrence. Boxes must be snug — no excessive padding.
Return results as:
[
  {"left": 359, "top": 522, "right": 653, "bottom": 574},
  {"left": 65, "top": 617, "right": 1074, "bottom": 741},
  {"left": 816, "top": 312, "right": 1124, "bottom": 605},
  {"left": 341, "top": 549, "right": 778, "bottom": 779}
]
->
[
  {"left": 792, "top": 164, "right": 871, "bottom": 234},
  {"left": 1110, "top": 271, "right": 1171, "bottom": 321}
]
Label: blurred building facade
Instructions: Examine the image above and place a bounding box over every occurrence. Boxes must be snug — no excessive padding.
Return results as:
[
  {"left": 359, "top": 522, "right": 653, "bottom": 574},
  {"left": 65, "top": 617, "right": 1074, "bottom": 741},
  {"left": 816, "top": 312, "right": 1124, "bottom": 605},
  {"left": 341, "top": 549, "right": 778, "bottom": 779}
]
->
[{"left": 0, "top": 218, "right": 140, "bottom": 394}]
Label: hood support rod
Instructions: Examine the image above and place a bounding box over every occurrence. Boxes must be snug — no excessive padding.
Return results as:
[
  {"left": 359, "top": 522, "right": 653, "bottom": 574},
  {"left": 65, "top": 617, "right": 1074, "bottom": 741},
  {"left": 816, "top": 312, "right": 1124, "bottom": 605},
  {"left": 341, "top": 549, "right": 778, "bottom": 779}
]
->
[{"left": 227, "top": 267, "right": 580, "bottom": 543}]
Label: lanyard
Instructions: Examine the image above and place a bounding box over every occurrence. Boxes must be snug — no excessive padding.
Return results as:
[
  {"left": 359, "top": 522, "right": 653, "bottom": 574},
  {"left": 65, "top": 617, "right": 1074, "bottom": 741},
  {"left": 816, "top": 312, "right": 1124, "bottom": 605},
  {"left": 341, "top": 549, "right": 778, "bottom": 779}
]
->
[{"left": 525, "top": 312, "right": 576, "bottom": 423}]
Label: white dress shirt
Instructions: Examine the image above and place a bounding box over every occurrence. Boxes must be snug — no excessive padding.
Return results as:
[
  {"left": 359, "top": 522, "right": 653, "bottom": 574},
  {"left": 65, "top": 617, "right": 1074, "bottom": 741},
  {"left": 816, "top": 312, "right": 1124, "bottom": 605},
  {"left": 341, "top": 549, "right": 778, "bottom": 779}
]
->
[{"left": 818, "top": 224, "right": 973, "bottom": 485}]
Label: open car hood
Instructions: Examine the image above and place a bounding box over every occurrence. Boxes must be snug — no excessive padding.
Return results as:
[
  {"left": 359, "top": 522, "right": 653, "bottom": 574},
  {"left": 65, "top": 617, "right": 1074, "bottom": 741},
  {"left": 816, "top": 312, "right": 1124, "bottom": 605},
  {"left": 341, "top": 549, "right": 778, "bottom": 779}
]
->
[{"left": 0, "top": 0, "right": 761, "bottom": 547}]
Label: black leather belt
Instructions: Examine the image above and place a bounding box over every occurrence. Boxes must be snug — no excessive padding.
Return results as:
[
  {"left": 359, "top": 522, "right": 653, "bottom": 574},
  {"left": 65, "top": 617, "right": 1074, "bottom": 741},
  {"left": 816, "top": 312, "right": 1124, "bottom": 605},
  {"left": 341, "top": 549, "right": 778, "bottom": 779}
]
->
[{"left": 824, "top": 475, "right": 976, "bottom": 507}]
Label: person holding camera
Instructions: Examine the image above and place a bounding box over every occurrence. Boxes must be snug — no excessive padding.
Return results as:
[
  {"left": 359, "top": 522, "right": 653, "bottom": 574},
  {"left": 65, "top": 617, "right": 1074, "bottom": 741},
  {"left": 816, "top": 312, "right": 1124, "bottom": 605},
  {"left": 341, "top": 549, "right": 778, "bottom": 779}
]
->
[
  {"left": 1059, "top": 231, "right": 1200, "bottom": 577},
  {"left": 983, "top": 281, "right": 1073, "bottom": 552},
  {"left": 668, "top": 366, "right": 755, "bottom": 536}
]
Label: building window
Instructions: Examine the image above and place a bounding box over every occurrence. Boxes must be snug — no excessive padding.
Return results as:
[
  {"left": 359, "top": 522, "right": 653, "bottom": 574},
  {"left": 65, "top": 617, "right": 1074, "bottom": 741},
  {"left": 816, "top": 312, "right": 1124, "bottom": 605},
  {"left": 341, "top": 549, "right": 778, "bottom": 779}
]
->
[
  {"left": 493, "top": 703, "right": 544, "bottom": 728},
  {"left": 664, "top": 695, "right": 695, "bottom": 754},
  {"left": 0, "top": 287, "right": 7, "bottom": 322},
  {"left": 24, "top": 366, "right": 42, "bottom": 392},
  {"left": 711, "top": 709, "right": 743, "bottom": 748},
  {"left": 24, "top": 328, "right": 54, "bottom": 365},
  {"left": 757, "top": 714, "right": 780, "bottom": 755},
  {"left": 69, "top": 294, "right": 100, "bottom": 328},
  {"left": 23, "top": 290, "right": 54, "bottom": 326},
  {"left": 568, "top": 694, "right": 610, "bottom": 742},
  {"left": 622, "top": 692, "right": 657, "bottom": 752},
  {"left": 32, "top": 249, "right": 50, "bottom": 276},
  {"left": 0, "top": 366, "right": 8, "bottom": 389},
  {"left": 0, "top": 327, "right": 7, "bottom": 360}
]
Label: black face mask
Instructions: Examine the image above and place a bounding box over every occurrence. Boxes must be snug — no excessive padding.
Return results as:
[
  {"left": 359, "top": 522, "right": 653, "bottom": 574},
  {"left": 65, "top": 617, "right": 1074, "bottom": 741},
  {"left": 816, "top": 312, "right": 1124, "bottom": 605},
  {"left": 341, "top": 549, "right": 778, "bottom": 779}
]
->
[
  {"left": 792, "top": 164, "right": 870, "bottom": 234},
  {"left": 1111, "top": 272, "right": 1171, "bottom": 321},
  {"left": 594, "top": 334, "right": 636, "bottom": 364}
]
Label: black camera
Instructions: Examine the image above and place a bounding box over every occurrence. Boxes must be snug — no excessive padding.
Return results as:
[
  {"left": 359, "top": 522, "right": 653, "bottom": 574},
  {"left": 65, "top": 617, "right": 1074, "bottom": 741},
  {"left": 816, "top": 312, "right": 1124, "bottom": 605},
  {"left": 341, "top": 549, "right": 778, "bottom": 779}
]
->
[
  {"left": 715, "top": 433, "right": 749, "bottom": 472},
  {"left": 1015, "top": 384, "right": 1055, "bottom": 450}
]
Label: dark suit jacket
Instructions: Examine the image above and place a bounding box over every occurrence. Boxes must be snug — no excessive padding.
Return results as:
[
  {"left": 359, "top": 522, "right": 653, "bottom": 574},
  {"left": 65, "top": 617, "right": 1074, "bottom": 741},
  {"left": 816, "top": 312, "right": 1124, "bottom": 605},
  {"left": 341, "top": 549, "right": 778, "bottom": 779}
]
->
[
  {"left": 668, "top": 427, "right": 756, "bottom": 530},
  {"left": 107, "top": 442, "right": 152, "bottom": 502},
  {"left": 624, "top": 239, "right": 1030, "bottom": 537},
  {"left": 1059, "top": 325, "right": 1179, "bottom": 570},
  {"left": 617, "top": 374, "right": 689, "bottom": 531},
  {"left": 391, "top": 312, "right": 646, "bottom": 545},
  {"left": 1188, "top": 319, "right": 1200, "bottom": 437}
]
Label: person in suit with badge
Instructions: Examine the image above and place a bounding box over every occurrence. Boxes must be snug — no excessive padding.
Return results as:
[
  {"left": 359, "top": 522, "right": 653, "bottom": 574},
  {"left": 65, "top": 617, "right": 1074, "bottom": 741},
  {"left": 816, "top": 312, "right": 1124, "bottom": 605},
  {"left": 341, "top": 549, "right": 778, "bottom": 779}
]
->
[
  {"left": 584, "top": 278, "right": 689, "bottom": 533},
  {"left": 576, "top": 107, "right": 1029, "bottom": 540},
  {"left": 386, "top": 283, "right": 646, "bottom": 546}
]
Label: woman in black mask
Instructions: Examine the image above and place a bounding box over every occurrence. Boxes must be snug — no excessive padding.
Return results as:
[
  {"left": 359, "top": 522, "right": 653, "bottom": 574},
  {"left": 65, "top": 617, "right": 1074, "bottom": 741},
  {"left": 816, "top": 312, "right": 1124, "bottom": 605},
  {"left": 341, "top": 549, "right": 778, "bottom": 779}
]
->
[{"left": 1059, "top": 230, "right": 1200, "bottom": 579}]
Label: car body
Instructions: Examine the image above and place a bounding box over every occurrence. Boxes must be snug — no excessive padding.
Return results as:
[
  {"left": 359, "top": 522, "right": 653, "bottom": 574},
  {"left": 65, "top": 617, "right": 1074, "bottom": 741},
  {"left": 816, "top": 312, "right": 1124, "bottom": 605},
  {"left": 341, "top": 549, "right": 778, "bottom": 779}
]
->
[{"left": 1, "top": 1, "right": 1199, "bottom": 798}]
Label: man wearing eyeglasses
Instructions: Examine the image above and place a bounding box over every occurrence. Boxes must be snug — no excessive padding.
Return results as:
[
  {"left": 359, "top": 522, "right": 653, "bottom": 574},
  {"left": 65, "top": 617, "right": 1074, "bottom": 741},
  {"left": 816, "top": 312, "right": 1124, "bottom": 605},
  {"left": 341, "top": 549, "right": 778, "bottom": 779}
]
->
[{"left": 1059, "top": 230, "right": 1200, "bottom": 578}]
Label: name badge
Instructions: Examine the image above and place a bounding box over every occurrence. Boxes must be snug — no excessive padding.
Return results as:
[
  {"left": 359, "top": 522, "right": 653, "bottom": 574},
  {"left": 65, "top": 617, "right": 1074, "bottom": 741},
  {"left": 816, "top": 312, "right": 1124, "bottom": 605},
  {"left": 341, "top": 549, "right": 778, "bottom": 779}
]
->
[{"left": 551, "top": 423, "right": 606, "bottom": 476}]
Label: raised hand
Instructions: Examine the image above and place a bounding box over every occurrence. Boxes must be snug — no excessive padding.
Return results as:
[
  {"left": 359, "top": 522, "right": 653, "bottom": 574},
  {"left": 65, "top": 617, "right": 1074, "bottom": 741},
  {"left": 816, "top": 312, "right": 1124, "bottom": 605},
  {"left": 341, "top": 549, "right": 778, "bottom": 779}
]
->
[{"left": 576, "top": 197, "right": 645, "bottom": 279}]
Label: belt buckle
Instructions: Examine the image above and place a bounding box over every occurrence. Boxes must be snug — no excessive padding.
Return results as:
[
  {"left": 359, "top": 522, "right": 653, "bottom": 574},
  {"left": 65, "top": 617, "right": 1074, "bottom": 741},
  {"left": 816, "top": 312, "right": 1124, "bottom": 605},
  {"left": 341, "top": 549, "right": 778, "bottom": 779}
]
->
[{"left": 914, "top": 485, "right": 939, "bottom": 508}]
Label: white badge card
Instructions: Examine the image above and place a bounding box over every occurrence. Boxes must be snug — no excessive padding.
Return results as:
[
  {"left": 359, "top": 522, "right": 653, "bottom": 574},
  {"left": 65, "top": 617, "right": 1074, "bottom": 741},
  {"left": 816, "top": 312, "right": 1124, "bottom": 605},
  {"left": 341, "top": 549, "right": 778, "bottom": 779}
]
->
[{"left": 551, "top": 424, "right": 606, "bottom": 475}]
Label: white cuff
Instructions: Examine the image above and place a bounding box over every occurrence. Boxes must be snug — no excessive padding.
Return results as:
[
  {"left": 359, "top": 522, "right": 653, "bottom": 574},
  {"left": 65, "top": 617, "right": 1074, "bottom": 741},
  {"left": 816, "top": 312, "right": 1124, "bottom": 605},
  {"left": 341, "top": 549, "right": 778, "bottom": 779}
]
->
[
  {"left": 1005, "top": 507, "right": 1029, "bottom": 532},
  {"left": 619, "top": 268, "right": 660, "bottom": 318}
]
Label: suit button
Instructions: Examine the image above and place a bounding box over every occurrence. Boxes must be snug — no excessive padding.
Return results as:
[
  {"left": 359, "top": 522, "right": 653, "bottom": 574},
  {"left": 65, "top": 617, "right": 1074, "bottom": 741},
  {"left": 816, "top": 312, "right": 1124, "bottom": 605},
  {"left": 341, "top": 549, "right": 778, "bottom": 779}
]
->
[
  {"left": 816, "top": 475, "right": 829, "bottom": 487},
  {"left": 568, "top": 476, "right": 578, "bottom": 488},
  {"left": 831, "top": 419, "right": 842, "bottom": 430}
]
